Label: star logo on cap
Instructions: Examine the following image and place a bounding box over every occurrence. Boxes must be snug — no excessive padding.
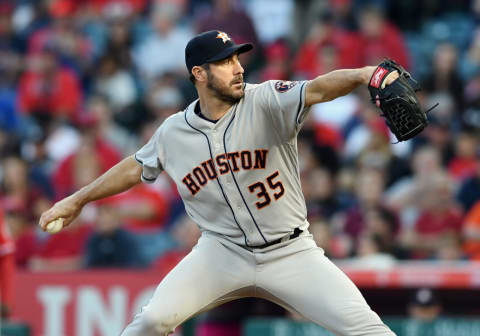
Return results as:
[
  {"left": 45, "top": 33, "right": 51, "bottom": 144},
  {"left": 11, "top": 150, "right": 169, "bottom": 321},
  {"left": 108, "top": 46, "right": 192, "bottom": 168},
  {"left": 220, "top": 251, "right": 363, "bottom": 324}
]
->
[{"left": 216, "top": 31, "right": 231, "bottom": 44}]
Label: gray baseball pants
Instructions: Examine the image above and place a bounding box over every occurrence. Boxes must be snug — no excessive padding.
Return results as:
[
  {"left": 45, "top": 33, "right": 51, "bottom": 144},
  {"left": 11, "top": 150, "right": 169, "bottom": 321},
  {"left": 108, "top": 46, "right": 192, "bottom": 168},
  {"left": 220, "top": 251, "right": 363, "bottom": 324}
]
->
[{"left": 120, "top": 231, "right": 395, "bottom": 336}]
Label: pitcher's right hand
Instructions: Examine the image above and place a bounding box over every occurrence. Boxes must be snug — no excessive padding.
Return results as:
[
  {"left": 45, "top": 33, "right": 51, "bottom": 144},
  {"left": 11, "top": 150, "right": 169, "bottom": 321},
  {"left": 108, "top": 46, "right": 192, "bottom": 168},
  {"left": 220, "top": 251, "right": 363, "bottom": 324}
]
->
[{"left": 39, "top": 195, "right": 84, "bottom": 232}]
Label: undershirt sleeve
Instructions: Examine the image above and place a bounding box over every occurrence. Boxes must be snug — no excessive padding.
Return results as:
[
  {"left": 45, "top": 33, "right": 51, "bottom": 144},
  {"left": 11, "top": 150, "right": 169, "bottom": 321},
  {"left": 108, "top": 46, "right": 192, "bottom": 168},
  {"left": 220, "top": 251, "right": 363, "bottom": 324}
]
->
[{"left": 134, "top": 125, "right": 165, "bottom": 184}]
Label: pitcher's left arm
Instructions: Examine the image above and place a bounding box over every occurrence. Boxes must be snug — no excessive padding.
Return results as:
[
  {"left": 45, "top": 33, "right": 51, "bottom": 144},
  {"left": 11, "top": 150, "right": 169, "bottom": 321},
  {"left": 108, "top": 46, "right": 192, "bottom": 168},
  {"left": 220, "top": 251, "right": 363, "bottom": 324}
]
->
[{"left": 305, "top": 66, "right": 398, "bottom": 106}]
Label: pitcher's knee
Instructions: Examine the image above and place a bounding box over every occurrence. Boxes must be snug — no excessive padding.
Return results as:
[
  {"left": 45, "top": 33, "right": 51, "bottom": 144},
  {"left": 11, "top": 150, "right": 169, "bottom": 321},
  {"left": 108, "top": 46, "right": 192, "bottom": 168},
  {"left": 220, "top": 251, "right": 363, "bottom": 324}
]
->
[
  {"left": 341, "top": 320, "right": 395, "bottom": 336},
  {"left": 139, "top": 311, "right": 178, "bottom": 336},
  {"left": 332, "top": 304, "right": 395, "bottom": 335}
]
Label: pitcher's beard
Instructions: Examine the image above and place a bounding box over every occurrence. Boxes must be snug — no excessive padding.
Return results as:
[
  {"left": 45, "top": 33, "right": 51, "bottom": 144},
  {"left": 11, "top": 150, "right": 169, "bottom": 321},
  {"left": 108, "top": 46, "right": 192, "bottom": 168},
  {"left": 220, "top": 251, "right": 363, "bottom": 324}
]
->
[{"left": 207, "top": 71, "right": 243, "bottom": 105}]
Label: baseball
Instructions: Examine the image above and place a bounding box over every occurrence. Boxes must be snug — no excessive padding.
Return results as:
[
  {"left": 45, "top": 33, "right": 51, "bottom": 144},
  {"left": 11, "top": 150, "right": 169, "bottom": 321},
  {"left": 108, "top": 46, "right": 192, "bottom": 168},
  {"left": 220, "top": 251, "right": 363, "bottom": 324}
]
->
[{"left": 45, "top": 218, "right": 64, "bottom": 234}]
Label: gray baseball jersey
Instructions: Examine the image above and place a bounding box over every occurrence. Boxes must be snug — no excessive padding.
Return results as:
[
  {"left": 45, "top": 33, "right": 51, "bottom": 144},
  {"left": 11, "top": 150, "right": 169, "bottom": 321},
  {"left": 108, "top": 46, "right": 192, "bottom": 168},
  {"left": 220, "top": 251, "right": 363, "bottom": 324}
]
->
[
  {"left": 125, "top": 80, "right": 394, "bottom": 336},
  {"left": 135, "top": 80, "right": 310, "bottom": 247}
]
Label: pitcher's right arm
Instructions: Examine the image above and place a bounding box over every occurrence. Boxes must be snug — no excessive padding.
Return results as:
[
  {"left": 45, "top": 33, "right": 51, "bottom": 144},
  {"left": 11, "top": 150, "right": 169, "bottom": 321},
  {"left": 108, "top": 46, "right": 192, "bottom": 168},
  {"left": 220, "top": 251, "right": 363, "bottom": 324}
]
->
[{"left": 39, "top": 155, "right": 142, "bottom": 231}]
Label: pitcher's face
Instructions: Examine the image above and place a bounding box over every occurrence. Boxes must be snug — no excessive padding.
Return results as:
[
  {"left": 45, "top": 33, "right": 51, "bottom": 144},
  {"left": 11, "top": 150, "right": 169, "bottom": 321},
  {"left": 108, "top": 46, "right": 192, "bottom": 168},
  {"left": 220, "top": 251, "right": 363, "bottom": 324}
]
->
[{"left": 206, "top": 53, "right": 245, "bottom": 104}]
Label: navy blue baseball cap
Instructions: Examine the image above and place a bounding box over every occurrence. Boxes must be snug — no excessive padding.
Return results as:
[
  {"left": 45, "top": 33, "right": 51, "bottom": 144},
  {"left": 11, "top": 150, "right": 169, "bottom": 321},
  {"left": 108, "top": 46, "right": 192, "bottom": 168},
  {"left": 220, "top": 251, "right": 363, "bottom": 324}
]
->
[{"left": 185, "top": 30, "right": 253, "bottom": 74}]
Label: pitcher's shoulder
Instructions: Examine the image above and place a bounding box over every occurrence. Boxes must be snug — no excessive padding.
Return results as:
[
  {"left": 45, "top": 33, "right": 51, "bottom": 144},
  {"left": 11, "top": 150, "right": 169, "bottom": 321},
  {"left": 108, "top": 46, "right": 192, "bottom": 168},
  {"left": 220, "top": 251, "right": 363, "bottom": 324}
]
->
[
  {"left": 162, "top": 110, "right": 187, "bottom": 128},
  {"left": 242, "top": 82, "right": 275, "bottom": 103},
  {"left": 148, "top": 111, "right": 186, "bottom": 138},
  {"left": 244, "top": 81, "right": 272, "bottom": 93}
]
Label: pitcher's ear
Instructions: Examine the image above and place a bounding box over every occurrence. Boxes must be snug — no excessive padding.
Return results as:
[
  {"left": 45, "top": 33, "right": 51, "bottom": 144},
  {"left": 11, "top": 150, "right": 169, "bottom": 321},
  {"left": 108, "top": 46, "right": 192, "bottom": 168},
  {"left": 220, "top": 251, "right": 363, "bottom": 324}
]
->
[{"left": 192, "top": 65, "right": 207, "bottom": 83}]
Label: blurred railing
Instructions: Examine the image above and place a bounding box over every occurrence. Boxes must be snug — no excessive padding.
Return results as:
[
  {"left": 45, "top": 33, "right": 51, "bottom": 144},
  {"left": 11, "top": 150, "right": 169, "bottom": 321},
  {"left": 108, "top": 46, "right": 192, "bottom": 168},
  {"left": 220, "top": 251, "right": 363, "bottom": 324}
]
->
[
  {"left": 244, "top": 317, "right": 480, "bottom": 336},
  {"left": 338, "top": 260, "right": 480, "bottom": 288}
]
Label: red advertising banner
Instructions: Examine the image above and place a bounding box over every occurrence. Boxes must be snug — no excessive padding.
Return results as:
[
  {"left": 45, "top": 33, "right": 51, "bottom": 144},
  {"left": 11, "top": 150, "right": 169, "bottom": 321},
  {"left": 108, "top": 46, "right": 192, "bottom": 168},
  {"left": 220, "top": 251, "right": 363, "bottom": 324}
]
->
[
  {"left": 11, "top": 263, "right": 480, "bottom": 336},
  {"left": 13, "top": 270, "right": 165, "bottom": 336}
]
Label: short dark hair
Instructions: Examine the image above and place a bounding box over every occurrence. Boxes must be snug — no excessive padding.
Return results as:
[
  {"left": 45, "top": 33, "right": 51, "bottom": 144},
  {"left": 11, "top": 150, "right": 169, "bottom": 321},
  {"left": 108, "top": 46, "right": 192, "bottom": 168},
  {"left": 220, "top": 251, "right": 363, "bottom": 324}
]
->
[{"left": 189, "top": 63, "right": 210, "bottom": 84}]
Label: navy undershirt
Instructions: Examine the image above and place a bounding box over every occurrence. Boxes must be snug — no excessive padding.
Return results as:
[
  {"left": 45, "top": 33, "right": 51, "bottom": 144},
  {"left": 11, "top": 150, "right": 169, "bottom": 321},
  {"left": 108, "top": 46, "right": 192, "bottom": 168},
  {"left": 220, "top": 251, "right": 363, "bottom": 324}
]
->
[{"left": 195, "top": 102, "right": 219, "bottom": 124}]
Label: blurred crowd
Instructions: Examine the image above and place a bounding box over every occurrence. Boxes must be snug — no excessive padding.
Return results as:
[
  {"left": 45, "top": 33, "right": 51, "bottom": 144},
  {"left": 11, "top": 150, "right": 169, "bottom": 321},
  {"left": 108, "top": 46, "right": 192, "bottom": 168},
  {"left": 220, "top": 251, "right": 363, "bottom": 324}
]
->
[{"left": 1, "top": 0, "right": 480, "bottom": 319}]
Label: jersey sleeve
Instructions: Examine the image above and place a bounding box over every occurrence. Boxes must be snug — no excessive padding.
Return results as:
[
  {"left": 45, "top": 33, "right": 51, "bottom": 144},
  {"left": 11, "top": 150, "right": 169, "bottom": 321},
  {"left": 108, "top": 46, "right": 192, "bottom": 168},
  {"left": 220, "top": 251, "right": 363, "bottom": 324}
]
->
[
  {"left": 254, "top": 80, "right": 311, "bottom": 141},
  {"left": 134, "top": 125, "right": 165, "bottom": 184}
]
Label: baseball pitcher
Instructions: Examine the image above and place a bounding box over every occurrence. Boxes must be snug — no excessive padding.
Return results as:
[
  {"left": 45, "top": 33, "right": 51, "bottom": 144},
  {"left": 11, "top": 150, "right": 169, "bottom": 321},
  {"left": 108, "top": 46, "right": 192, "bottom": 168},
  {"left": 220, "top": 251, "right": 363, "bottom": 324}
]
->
[{"left": 39, "top": 31, "right": 405, "bottom": 335}]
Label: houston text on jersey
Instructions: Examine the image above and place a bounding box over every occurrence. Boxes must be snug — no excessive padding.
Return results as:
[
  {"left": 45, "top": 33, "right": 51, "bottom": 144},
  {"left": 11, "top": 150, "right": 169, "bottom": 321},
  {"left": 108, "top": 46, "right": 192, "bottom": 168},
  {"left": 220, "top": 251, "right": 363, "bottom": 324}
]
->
[{"left": 182, "top": 149, "right": 268, "bottom": 195}]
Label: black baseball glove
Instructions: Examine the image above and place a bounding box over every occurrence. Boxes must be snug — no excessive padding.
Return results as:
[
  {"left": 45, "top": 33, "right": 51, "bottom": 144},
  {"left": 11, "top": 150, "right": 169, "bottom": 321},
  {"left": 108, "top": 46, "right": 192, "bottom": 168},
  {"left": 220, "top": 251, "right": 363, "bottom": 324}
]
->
[{"left": 368, "top": 59, "right": 436, "bottom": 142}]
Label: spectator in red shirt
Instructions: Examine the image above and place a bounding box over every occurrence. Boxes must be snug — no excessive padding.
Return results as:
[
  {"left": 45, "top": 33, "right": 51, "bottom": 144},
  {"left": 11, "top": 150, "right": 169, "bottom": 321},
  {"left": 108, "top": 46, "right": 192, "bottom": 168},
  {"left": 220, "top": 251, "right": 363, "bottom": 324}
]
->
[
  {"left": 357, "top": 5, "right": 410, "bottom": 69},
  {"left": 4, "top": 201, "right": 37, "bottom": 269},
  {"left": 0, "top": 156, "right": 50, "bottom": 223},
  {"left": 18, "top": 48, "right": 82, "bottom": 121},
  {"left": 52, "top": 118, "right": 122, "bottom": 200},
  {"left": 403, "top": 172, "right": 464, "bottom": 259},
  {"left": 0, "top": 207, "right": 15, "bottom": 317},
  {"left": 293, "top": 12, "right": 362, "bottom": 79},
  {"left": 105, "top": 183, "right": 170, "bottom": 232},
  {"left": 29, "top": 218, "right": 92, "bottom": 272},
  {"left": 258, "top": 40, "right": 290, "bottom": 82}
]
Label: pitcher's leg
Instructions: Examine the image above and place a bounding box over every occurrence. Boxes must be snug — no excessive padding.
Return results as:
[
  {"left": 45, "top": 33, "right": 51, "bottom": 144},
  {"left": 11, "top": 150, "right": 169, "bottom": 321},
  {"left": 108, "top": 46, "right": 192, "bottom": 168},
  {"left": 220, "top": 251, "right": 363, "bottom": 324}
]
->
[
  {"left": 121, "top": 234, "right": 254, "bottom": 336},
  {"left": 256, "top": 237, "right": 395, "bottom": 336}
]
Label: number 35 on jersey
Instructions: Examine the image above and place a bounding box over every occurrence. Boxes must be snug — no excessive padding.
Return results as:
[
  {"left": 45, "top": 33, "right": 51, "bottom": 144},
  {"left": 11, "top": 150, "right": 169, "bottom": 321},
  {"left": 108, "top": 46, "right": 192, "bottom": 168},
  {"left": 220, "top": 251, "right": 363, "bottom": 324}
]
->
[{"left": 181, "top": 149, "right": 285, "bottom": 210}]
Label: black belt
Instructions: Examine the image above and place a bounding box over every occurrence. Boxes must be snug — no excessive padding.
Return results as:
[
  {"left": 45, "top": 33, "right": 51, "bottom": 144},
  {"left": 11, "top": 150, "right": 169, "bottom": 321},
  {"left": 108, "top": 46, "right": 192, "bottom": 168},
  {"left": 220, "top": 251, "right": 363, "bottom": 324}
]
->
[{"left": 254, "top": 228, "right": 303, "bottom": 249}]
